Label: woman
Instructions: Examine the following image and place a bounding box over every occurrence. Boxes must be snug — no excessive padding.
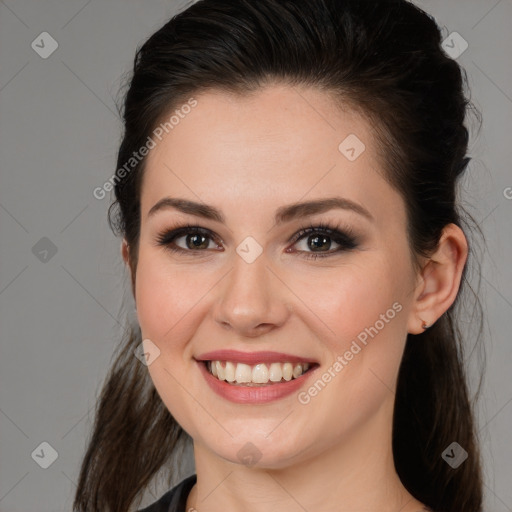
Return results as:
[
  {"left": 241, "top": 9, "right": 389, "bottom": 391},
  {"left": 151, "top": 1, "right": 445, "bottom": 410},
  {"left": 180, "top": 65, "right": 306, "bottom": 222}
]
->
[{"left": 73, "top": 0, "right": 485, "bottom": 511}]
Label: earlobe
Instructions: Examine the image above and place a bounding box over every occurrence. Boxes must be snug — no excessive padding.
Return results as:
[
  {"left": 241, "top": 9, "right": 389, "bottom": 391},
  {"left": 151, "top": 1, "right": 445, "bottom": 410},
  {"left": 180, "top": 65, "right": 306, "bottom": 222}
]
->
[
  {"left": 121, "top": 238, "right": 130, "bottom": 266},
  {"left": 407, "top": 223, "right": 468, "bottom": 335},
  {"left": 121, "top": 238, "right": 137, "bottom": 302}
]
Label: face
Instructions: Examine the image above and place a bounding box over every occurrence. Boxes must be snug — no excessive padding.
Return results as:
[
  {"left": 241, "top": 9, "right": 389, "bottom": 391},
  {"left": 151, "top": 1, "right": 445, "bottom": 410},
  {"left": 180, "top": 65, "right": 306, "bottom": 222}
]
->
[{"left": 127, "top": 84, "right": 421, "bottom": 469}]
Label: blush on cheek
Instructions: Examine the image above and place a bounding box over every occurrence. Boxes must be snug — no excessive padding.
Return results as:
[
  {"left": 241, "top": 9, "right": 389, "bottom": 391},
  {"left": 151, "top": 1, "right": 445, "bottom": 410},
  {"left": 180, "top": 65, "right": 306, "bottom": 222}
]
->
[
  {"left": 135, "top": 262, "right": 180, "bottom": 334},
  {"left": 332, "top": 298, "right": 405, "bottom": 370}
]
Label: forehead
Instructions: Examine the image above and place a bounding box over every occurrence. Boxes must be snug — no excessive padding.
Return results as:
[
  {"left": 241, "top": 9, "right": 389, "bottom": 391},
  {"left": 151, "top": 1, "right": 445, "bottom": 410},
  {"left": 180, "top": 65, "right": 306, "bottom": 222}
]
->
[{"left": 139, "top": 84, "right": 404, "bottom": 227}]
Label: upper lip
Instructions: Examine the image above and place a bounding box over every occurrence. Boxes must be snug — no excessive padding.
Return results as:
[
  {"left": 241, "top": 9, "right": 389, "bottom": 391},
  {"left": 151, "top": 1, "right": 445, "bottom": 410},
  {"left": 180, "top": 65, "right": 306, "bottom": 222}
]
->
[{"left": 195, "top": 350, "right": 318, "bottom": 365}]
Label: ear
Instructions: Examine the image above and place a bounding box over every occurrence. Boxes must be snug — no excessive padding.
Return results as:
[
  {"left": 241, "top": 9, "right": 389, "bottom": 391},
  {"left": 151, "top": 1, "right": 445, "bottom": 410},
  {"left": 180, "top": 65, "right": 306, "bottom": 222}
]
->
[
  {"left": 121, "top": 238, "right": 136, "bottom": 301},
  {"left": 121, "top": 238, "right": 130, "bottom": 266},
  {"left": 407, "top": 223, "right": 468, "bottom": 334}
]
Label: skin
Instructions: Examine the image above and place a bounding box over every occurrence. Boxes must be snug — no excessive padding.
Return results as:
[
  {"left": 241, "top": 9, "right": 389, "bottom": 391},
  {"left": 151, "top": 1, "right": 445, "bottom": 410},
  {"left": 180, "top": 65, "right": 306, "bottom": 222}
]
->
[{"left": 122, "top": 83, "right": 467, "bottom": 512}]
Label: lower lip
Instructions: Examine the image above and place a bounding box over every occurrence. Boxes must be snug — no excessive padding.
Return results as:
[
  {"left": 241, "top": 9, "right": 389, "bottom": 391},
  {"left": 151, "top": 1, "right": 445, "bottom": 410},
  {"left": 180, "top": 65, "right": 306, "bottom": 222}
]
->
[{"left": 196, "top": 360, "right": 318, "bottom": 404}]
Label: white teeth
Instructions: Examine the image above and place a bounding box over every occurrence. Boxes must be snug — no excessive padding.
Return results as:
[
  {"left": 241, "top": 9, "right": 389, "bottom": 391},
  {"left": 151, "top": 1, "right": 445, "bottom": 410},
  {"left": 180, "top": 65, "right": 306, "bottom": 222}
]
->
[
  {"left": 282, "top": 362, "right": 293, "bottom": 381},
  {"left": 292, "top": 364, "right": 303, "bottom": 378},
  {"left": 252, "top": 363, "right": 269, "bottom": 383},
  {"left": 235, "top": 363, "right": 252, "bottom": 383},
  {"left": 215, "top": 361, "right": 225, "bottom": 380},
  {"left": 268, "top": 362, "right": 283, "bottom": 382},
  {"left": 224, "top": 361, "right": 236, "bottom": 382},
  {"left": 206, "top": 360, "right": 313, "bottom": 385}
]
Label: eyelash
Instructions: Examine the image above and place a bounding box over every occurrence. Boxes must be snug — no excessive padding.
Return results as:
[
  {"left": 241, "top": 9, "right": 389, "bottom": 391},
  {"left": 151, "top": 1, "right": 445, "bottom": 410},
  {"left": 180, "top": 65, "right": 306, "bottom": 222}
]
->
[{"left": 155, "top": 222, "right": 359, "bottom": 260}]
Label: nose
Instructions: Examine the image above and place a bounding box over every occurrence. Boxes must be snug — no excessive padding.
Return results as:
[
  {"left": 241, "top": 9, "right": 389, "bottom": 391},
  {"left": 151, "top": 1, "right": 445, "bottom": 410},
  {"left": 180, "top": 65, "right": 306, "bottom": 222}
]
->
[{"left": 212, "top": 251, "right": 291, "bottom": 338}]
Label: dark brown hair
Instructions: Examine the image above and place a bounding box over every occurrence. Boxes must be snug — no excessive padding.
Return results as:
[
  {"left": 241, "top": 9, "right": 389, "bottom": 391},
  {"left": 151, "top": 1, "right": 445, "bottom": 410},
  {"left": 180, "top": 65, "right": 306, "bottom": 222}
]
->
[{"left": 73, "top": 1, "right": 485, "bottom": 510}]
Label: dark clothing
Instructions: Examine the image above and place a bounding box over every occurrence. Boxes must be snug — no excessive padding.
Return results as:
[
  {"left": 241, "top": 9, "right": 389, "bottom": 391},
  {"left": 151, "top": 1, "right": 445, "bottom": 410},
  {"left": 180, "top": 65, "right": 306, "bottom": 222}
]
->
[{"left": 138, "top": 474, "right": 197, "bottom": 512}]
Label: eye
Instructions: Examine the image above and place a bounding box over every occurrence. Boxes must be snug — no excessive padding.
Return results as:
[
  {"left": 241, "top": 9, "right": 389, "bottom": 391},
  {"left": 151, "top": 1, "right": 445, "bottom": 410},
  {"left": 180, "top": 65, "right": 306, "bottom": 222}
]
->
[
  {"left": 155, "top": 224, "right": 222, "bottom": 254},
  {"left": 154, "top": 222, "right": 359, "bottom": 259},
  {"left": 288, "top": 222, "right": 358, "bottom": 260}
]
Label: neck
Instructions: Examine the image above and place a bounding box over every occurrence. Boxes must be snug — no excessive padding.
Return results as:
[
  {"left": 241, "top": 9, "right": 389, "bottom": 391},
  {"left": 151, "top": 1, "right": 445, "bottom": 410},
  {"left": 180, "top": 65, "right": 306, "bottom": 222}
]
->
[{"left": 186, "top": 399, "right": 426, "bottom": 512}]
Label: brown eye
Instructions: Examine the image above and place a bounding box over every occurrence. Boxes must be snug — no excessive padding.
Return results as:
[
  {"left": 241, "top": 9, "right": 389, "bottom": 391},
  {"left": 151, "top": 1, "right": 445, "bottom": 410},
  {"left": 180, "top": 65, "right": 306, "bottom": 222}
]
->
[
  {"left": 156, "top": 225, "right": 222, "bottom": 254},
  {"left": 289, "top": 223, "right": 358, "bottom": 260},
  {"left": 155, "top": 222, "right": 358, "bottom": 260},
  {"left": 299, "top": 233, "right": 334, "bottom": 252},
  {"left": 183, "top": 233, "right": 210, "bottom": 250}
]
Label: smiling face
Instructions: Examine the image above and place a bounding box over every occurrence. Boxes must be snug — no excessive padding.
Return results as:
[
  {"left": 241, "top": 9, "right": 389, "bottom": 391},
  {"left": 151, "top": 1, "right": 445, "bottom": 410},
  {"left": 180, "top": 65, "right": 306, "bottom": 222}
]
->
[{"left": 125, "top": 83, "right": 422, "bottom": 469}]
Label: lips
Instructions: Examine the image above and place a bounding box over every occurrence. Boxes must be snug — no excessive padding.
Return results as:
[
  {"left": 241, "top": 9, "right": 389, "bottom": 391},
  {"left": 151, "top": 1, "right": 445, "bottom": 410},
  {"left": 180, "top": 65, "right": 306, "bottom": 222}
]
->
[
  {"left": 195, "top": 349, "right": 318, "bottom": 366},
  {"left": 196, "top": 358, "right": 319, "bottom": 404}
]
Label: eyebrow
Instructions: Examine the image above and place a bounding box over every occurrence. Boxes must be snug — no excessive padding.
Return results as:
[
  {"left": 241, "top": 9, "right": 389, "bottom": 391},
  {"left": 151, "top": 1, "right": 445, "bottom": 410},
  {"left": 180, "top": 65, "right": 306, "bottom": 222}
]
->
[{"left": 147, "top": 196, "right": 374, "bottom": 224}]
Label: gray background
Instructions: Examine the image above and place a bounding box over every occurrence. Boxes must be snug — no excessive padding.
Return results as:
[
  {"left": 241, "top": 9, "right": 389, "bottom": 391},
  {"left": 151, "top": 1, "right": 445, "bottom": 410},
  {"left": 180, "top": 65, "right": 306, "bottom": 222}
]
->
[{"left": 0, "top": 0, "right": 510, "bottom": 510}]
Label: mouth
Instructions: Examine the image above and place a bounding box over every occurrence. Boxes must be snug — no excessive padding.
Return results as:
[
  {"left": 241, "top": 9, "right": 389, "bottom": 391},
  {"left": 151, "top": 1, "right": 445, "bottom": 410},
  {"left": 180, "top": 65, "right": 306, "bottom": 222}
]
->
[
  {"left": 201, "top": 360, "right": 318, "bottom": 386},
  {"left": 194, "top": 350, "right": 320, "bottom": 403}
]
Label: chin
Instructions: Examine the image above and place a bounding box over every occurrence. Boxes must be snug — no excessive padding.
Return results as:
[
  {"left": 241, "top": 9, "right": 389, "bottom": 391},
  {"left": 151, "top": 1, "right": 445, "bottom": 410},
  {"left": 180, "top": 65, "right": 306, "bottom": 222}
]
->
[{"left": 208, "top": 435, "right": 310, "bottom": 470}]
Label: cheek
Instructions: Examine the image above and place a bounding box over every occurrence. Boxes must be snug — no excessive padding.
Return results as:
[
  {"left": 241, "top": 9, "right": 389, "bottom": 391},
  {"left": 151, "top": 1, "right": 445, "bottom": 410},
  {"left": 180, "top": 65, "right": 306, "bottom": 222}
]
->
[
  {"left": 134, "top": 251, "right": 205, "bottom": 343},
  {"left": 134, "top": 253, "right": 211, "bottom": 433},
  {"left": 290, "top": 258, "right": 409, "bottom": 393},
  {"left": 292, "top": 273, "right": 407, "bottom": 438},
  {"left": 289, "top": 259, "right": 404, "bottom": 343}
]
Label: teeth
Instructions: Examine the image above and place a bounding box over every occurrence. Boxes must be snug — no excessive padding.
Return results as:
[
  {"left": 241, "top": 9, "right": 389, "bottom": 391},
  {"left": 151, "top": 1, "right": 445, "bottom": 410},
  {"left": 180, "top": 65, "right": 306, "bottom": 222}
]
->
[
  {"left": 215, "top": 361, "right": 225, "bottom": 380},
  {"left": 268, "top": 362, "right": 283, "bottom": 382},
  {"left": 235, "top": 363, "right": 252, "bottom": 383},
  {"left": 224, "top": 361, "right": 236, "bottom": 382},
  {"left": 252, "top": 363, "right": 269, "bottom": 383},
  {"left": 282, "top": 362, "right": 293, "bottom": 381},
  {"left": 292, "top": 364, "right": 304, "bottom": 378},
  {"left": 206, "top": 361, "right": 311, "bottom": 385}
]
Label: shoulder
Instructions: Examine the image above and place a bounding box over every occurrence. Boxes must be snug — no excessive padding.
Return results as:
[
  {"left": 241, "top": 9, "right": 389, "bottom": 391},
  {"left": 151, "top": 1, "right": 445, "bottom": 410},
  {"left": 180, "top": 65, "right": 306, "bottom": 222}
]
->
[{"left": 137, "top": 474, "right": 197, "bottom": 512}]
